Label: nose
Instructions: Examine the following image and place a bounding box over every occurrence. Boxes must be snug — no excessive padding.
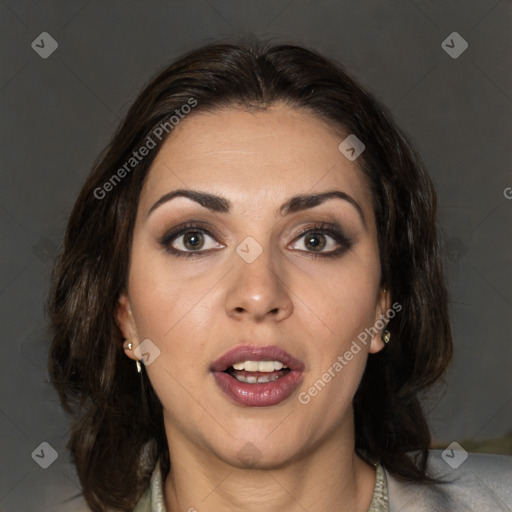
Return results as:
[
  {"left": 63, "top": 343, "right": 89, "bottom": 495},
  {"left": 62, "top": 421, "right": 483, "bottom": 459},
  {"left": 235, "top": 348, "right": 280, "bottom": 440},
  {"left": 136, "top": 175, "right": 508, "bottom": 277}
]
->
[{"left": 225, "top": 245, "right": 294, "bottom": 323}]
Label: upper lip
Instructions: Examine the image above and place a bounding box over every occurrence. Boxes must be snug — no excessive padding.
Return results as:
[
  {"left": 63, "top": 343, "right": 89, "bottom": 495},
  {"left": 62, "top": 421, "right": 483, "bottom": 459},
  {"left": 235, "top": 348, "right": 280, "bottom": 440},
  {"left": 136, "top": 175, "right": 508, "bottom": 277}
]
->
[{"left": 211, "top": 344, "right": 305, "bottom": 372}]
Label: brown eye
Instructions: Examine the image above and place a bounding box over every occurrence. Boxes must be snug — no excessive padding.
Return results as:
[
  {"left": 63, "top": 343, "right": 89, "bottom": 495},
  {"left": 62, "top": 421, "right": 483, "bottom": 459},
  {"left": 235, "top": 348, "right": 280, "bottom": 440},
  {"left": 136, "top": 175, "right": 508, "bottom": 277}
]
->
[
  {"left": 159, "top": 222, "right": 225, "bottom": 258},
  {"left": 181, "top": 231, "right": 205, "bottom": 250},
  {"left": 290, "top": 223, "right": 352, "bottom": 257},
  {"left": 303, "top": 233, "right": 327, "bottom": 252}
]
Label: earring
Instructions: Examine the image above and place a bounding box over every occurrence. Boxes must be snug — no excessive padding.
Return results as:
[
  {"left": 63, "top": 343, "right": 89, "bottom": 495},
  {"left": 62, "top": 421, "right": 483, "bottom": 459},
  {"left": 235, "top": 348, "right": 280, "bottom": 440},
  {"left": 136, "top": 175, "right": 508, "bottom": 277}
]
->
[
  {"left": 123, "top": 342, "right": 141, "bottom": 373},
  {"left": 382, "top": 329, "right": 391, "bottom": 344}
]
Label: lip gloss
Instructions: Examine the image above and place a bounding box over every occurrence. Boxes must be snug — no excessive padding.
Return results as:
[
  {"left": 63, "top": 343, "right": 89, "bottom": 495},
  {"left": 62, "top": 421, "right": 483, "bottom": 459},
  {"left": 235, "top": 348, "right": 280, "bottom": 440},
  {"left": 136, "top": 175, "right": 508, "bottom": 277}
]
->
[{"left": 210, "top": 344, "right": 305, "bottom": 407}]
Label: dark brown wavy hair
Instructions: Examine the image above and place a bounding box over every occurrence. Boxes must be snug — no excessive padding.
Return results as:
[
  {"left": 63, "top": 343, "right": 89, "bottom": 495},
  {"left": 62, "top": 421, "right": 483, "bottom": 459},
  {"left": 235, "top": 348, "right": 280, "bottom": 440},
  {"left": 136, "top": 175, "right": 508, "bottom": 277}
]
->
[{"left": 48, "top": 38, "right": 453, "bottom": 511}]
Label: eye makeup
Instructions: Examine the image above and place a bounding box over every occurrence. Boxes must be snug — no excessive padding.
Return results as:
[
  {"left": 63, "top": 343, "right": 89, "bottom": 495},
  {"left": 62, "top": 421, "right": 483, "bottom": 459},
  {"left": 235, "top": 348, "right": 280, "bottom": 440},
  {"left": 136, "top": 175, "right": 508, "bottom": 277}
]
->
[{"left": 157, "top": 220, "right": 354, "bottom": 260}]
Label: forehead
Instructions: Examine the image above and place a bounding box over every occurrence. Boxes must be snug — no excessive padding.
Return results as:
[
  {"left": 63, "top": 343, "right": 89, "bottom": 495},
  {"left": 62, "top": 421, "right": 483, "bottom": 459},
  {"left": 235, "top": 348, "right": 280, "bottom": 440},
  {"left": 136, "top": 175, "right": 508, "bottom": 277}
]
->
[{"left": 140, "top": 104, "right": 373, "bottom": 219}]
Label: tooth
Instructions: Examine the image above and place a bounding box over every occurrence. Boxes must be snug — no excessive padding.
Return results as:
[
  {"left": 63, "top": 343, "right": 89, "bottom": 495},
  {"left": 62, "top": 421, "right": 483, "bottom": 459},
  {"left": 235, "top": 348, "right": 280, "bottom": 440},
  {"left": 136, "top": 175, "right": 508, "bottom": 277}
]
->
[
  {"left": 233, "top": 373, "right": 282, "bottom": 384},
  {"left": 231, "top": 360, "right": 288, "bottom": 372},
  {"left": 258, "top": 361, "right": 275, "bottom": 372},
  {"left": 259, "top": 374, "right": 281, "bottom": 383},
  {"left": 243, "top": 360, "right": 260, "bottom": 372}
]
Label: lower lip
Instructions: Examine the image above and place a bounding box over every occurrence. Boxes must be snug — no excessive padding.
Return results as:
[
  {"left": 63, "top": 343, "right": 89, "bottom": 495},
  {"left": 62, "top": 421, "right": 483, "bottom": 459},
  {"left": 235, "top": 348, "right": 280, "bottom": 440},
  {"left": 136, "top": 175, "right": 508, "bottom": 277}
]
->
[{"left": 212, "top": 371, "right": 303, "bottom": 407}]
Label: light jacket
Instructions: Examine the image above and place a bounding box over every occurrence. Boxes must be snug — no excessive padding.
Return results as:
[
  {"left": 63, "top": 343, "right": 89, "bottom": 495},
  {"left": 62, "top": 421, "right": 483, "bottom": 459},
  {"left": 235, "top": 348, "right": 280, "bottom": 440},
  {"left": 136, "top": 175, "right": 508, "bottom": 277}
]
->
[{"left": 133, "top": 450, "right": 512, "bottom": 511}]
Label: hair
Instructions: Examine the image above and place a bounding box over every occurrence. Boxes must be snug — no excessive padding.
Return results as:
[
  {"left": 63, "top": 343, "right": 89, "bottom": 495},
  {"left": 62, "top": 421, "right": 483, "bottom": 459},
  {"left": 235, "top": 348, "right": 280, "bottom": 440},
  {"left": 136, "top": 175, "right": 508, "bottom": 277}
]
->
[{"left": 48, "top": 38, "right": 453, "bottom": 511}]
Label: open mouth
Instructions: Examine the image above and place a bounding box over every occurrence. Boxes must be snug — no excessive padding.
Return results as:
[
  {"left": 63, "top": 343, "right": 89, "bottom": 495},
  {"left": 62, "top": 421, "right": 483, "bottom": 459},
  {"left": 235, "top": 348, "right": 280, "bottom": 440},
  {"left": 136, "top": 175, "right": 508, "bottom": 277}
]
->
[
  {"left": 224, "top": 360, "right": 292, "bottom": 384},
  {"left": 211, "top": 345, "right": 304, "bottom": 407}
]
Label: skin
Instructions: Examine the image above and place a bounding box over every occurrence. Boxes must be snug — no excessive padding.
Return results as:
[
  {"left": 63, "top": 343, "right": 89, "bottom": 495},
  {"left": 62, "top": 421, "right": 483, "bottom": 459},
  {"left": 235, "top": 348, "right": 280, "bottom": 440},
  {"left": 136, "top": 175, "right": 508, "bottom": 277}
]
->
[{"left": 116, "top": 104, "right": 391, "bottom": 512}]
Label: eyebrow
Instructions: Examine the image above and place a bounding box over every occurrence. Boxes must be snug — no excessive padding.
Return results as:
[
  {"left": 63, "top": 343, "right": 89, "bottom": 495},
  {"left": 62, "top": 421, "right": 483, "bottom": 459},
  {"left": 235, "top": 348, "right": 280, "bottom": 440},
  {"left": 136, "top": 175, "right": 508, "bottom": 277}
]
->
[{"left": 147, "top": 188, "right": 366, "bottom": 226}]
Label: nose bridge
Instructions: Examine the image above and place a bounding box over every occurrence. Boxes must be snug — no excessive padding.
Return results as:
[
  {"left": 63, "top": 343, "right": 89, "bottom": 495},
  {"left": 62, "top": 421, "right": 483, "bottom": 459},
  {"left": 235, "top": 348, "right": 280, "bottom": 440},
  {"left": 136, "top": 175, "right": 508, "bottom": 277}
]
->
[{"left": 225, "top": 236, "right": 293, "bottom": 321}]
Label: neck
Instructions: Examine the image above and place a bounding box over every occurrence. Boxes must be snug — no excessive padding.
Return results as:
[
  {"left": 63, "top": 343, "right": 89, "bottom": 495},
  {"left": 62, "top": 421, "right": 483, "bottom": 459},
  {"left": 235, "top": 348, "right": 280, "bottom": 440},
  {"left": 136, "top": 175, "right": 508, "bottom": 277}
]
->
[{"left": 163, "top": 419, "right": 376, "bottom": 512}]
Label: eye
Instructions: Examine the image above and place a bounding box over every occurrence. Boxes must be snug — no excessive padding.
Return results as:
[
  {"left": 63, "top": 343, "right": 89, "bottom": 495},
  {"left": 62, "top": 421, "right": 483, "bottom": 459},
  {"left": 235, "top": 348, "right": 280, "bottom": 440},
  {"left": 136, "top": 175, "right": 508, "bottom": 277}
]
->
[
  {"left": 159, "top": 221, "right": 353, "bottom": 259},
  {"left": 159, "top": 222, "right": 224, "bottom": 258},
  {"left": 289, "top": 223, "right": 353, "bottom": 258}
]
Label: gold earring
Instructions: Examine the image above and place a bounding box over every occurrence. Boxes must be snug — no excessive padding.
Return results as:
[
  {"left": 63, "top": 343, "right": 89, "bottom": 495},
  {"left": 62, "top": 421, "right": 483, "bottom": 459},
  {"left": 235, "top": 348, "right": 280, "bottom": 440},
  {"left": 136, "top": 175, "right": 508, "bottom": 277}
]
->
[
  {"left": 382, "top": 329, "right": 391, "bottom": 344},
  {"left": 123, "top": 341, "right": 133, "bottom": 350},
  {"left": 136, "top": 360, "right": 142, "bottom": 373}
]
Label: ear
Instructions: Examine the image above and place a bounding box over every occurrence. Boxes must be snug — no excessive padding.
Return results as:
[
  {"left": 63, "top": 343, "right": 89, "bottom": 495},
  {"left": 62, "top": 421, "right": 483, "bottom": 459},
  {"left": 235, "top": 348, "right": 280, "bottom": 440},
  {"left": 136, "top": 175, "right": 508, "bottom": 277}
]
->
[
  {"left": 369, "top": 288, "right": 392, "bottom": 354},
  {"left": 116, "top": 292, "right": 140, "bottom": 362}
]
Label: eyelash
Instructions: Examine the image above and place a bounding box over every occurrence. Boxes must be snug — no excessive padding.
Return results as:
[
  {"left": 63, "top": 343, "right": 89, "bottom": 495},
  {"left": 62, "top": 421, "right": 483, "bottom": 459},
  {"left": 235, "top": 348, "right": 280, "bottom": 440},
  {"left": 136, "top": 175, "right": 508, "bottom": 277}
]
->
[{"left": 159, "top": 221, "right": 353, "bottom": 260}]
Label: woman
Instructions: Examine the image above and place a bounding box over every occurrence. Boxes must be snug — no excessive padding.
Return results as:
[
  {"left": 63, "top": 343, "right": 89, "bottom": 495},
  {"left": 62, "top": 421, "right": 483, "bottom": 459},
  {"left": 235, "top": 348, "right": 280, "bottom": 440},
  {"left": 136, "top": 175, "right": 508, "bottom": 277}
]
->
[{"left": 48, "top": 40, "right": 511, "bottom": 511}]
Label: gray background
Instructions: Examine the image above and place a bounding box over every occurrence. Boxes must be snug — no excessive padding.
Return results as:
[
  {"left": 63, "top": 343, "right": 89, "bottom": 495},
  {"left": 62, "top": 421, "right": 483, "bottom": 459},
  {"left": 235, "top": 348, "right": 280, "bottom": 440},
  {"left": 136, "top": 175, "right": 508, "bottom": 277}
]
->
[{"left": 1, "top": 1, "right": 511, "bottom": 510}]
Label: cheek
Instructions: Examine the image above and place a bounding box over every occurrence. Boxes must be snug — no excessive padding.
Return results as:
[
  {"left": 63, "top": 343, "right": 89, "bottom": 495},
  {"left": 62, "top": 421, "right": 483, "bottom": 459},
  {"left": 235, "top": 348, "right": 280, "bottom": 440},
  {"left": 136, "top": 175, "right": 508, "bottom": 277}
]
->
[
  {"left": 127, "top": 236, "right": 207, "bottom": 338},
  {"left": 330, "top": 284, "right": 379, "bottom": 343},
  {"left": 299, "top": 258, "right": 380, "bottom": 404},
  {"left": 127, "top": 246, "right": 219, "bottom": 402},
  {"left": 306, "top": 261, "right": 380, "bottom": 346},
  {"left": 127, "top": 253, "right": 212, "bottom": 414}
]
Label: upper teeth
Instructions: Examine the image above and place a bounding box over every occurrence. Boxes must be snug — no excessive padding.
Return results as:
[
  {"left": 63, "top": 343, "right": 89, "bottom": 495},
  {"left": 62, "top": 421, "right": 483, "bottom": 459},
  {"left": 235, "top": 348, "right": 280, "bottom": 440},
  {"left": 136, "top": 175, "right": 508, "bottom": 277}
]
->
[{"left": 231, "top": 360, "right": 288, "bottom": 372}]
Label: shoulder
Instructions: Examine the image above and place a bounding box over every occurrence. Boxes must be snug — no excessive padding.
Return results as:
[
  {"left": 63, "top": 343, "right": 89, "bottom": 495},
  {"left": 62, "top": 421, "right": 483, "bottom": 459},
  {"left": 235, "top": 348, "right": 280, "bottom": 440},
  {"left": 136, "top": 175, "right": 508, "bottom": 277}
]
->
[
  {"left": 132, "top": 460, "right": 167, "bottom": 512},
  {"left": 384, "top": 449, "right": 512, "bottom": 512}
]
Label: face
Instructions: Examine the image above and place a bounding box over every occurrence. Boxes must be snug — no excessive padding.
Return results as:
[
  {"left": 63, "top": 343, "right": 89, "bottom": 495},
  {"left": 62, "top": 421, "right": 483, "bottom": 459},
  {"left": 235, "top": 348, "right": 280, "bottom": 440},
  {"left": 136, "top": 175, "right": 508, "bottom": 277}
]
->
[{"left": 117, "top": 104, "right": 390, "bottom": 469}]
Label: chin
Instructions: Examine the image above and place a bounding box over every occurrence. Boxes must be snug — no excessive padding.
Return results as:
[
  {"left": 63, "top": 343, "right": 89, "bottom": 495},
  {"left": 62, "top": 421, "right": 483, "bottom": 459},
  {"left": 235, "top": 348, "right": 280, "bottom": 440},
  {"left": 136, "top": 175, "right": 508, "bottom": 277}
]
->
[{"left": 211, "top": 437, "right": 308, "bottom": 471}]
